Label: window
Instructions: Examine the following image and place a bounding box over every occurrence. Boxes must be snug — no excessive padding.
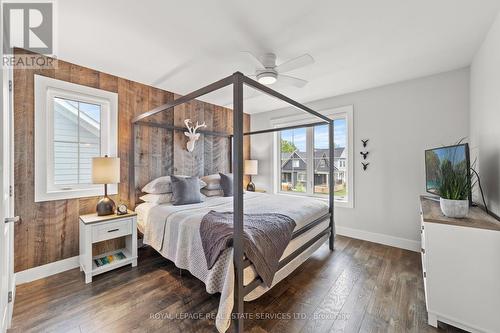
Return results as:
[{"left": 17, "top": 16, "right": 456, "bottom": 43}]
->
[
  {"left": 275, "top": 106, "right": 353, "bottom": 207},
  {"left": 280, "top": 127, "right": 307, "bottom": 193},
  {"left": 34, "top": 75, "right": 118, "bottom": 202},
  {"left": 53, "top": 98, "right": 101, "bottom": 185}
]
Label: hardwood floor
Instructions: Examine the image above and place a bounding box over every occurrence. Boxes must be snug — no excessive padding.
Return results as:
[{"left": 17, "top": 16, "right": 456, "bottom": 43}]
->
[{"left": 9, "top": 236, "right": 465, "bottom": 333}]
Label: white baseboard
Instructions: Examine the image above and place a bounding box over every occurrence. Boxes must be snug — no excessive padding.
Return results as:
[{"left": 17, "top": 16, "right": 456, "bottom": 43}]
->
[
  {"left": 336, "top": 226, "right": 420, "bottom": 252},
  {"left": 15, "top": 256, "right": 79, "bottom": 285}
]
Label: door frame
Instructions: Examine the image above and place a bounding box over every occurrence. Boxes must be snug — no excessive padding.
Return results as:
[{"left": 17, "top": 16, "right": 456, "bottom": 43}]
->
[{"left": 0, "top": 46, "right": 15, "bottom": 333}]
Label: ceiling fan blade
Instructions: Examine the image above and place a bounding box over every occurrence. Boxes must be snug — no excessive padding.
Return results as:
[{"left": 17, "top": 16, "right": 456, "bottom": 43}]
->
[
  {"left": 275, "top": 54, "right": 314, "bottom": 73},
  {"left": 241, "top": 51, "right": 265, "bottom": 70},
  {"left": 277, "top": 74, "right": 308, "bottom": 88}
]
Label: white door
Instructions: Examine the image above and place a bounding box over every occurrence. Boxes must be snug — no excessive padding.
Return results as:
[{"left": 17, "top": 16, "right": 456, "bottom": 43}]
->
[{"left": 0, "top": 66, "right": 15, "bottom": 331}]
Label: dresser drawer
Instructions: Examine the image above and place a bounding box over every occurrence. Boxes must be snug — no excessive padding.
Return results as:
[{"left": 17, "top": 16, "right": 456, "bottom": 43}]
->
[
  {"left": 420, "top": 211, "right": 426, "bottom": 249},
  {"left": 421, "top": 249, "right": 426, "bottom": 273},
  {"left": 92, "top": 219, "right": 132, "bottom": 242},
  {"left": 421, "top": 224, "right": 426, "bottom": 251},
  {"left": 421, "top": 252, "right": 429, "bottom": 308}
]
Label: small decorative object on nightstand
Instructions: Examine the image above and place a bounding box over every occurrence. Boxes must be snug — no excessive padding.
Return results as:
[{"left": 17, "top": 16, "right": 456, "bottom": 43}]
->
[
  {"left": 244, "top": 159, "right": 258, "bottom": 192},
  {"left": 92, "top": 155, "right": 120, "bottom": 216},
  {"left": 79, "top": 211, "right": 137, "bottom": 283},
  {"left": 116, "top": 203, "right": 128, "bottom": 215}
]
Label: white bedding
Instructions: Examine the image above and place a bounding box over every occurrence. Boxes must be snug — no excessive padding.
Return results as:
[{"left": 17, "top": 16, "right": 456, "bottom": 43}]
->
[{"left": 135, "top": 192, "right": 330, "bottom": 332}]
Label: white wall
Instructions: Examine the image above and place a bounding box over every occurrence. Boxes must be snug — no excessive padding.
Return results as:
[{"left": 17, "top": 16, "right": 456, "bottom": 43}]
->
[
  {"left": 470, "top": 12, "right": 500, "bottom": 217},
  {"left": 251, "top": 69, "right": 470, "bottom": 249}
]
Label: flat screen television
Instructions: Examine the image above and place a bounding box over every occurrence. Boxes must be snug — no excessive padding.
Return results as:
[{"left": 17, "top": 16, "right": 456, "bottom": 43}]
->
[{"left": 425, "top": 143, "right": 472, "bottom": 206}]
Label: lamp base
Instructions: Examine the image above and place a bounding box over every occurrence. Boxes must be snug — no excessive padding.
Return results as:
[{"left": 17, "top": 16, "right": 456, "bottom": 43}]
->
[
  {"left": 96, "top": 196, "right": 116, "bottom": 216},
  {"left": 246, "top": 181, "right": 256, "bottom": 192}
]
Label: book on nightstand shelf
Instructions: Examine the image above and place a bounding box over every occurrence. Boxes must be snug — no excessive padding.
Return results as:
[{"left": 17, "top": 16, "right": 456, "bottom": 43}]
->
[{"left": 94, "top": 251, "right": 127, "bottom": 267}]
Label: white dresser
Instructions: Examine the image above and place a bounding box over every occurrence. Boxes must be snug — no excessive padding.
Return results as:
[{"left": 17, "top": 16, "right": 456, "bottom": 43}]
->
[{"left": 420, "top": 196, "right": 500, "bottom": 333}]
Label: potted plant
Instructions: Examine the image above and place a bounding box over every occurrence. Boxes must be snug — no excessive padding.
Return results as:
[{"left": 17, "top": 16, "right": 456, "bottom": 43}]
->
[{"left": 437, "top": 158, "right": 470, "bottom": 218}]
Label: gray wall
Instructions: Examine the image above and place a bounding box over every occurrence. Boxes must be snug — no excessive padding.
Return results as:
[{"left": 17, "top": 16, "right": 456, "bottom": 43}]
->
[
  {"left": 470, "top": 12, "right": 500, "bottom": 217},
  {"left": 251, "top": 68, "right": 470, "bottom": 247}
]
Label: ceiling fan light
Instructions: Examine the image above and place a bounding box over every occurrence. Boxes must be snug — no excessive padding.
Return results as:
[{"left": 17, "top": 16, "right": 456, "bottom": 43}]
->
[
  {"left": 258, "top": 76, "right": 277, "bottom": 85},
  {"left": 257, "top": 74, "right": 277, "bottom": 85}
]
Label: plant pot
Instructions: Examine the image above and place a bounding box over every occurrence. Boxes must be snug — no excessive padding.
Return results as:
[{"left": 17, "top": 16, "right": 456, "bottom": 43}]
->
[{"left": 439, "top": 197, "right": 469, "bottom": 218}]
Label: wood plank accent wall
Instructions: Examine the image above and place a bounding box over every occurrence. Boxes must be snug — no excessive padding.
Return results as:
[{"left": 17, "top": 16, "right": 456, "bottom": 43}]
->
[
  {"left": 171, "top": 94, "right": 250, "bottom": 178},
  {"left": 132, "top": 96, "right": 250, "bottom": 206},
  {"left": 13, "top": 50, "right": 250, "bottom": 272}
]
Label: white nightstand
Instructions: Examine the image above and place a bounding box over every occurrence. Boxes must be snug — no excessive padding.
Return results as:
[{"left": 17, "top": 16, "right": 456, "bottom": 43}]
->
[{"left": 79, "top": 211, "right": 138, "bottom": 283}]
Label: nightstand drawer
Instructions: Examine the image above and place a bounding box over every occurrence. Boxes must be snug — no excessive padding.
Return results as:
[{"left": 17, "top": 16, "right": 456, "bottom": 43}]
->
[{"left": 92, "top": 219, "right": 132, "bottom": 242}]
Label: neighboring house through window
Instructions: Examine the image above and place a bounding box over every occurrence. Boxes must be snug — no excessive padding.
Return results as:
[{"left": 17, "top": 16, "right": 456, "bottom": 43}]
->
[
  {"left": 34, "top": 75, "right": 118, "bottom": 201},
  {"left": 275, "top": 105, "right": 354, "bottom": 207}
]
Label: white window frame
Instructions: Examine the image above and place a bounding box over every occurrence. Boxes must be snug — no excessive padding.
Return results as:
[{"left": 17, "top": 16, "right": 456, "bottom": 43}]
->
[
  {"left": 34, "top": 75, "right": 118, "bottom": 202},
  {"left": 272, "top": 105, "right": 354, "bottom": 208}
]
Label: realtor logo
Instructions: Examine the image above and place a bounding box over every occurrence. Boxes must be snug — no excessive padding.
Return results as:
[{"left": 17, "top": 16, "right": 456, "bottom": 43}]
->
[{"left": 2, "top": 1, "right": 53, "bottom": 55}]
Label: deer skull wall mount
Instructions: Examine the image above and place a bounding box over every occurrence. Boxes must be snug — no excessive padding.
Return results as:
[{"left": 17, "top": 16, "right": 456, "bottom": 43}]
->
[{"left": 184, "top": 119, "right": 207, "bottom": 152}]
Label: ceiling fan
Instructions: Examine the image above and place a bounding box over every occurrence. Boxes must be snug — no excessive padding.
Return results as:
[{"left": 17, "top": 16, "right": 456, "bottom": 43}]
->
[{"left": 244, "top": 52, "right": 314, "bottom": 88}]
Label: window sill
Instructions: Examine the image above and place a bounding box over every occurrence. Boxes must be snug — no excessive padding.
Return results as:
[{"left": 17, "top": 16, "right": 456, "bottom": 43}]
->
[
  {"left": 275, "top": 191, "right": 353, "bottom": 208},
  {"left": 35, "top": 184, "right": 118, "bottom": 202}
]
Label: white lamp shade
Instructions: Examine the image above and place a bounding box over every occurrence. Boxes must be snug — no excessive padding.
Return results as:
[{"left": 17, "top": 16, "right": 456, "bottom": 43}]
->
[
  {"left": 244, "top": 160, "right": 258, "bottom": 176},
  {"left": 92, "top": 157, "right": 120, "bottom": 184}
]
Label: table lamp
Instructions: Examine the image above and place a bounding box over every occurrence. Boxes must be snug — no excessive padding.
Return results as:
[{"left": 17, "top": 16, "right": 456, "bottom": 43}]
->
[
  {"left": 92, "top": 155, "right": 120, "bottom": 216},
  {"left": 244, "top": 160, "right": 258, "bottom": 192}
]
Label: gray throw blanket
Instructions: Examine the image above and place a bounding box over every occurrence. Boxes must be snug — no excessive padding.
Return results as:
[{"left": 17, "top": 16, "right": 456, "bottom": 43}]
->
[{"left": 200, "top": 210, "right": 296, "bottom": 287}]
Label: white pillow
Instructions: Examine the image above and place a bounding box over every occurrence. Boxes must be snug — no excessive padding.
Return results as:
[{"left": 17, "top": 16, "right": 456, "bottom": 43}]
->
[
  {"left": 139, "top": 193, "right": 173, "bottom": 204},
  {"left": 140, "top": 192, "right": 206, "bottom": 204},
  {"left": 200, "top": 174, "right": 222, "bottom": 190},
  {"left": 201, "top": 188, "right": 224, "bottom": 197},
  {"left": 142, "top": 175, "right": 207, "bottom": 194}
]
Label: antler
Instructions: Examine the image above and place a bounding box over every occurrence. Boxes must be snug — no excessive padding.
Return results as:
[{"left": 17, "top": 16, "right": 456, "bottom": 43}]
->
[
  {"left": 184, "top": 119, "right": 193, "bottom": 134},
  {"left": 193, "top": 121, "right": 207, "bottom": 133},
  {"left": 184, "top": 119, "right": 206, "bottom": 135}
]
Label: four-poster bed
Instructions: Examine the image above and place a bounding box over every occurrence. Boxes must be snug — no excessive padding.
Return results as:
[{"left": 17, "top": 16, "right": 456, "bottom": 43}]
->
[{"left": 130, "top": 72, "right": 335, "bottom": 332}]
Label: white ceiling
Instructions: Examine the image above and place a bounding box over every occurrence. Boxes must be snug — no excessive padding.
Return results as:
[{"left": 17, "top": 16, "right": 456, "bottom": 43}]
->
[{"left": 57, "top": 0, "right": 500, "bottom": 114}]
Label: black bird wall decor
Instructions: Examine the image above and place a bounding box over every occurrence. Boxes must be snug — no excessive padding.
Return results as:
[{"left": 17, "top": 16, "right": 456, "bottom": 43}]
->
[
  {"left": 362, "top": 162, "right": 370, "bottom": 170},
  {"left": 360, "top": 151, "right": 369, "bottom": 160},
  {"left": 361, "top": 139, "right": 369, "bottom": 147}
]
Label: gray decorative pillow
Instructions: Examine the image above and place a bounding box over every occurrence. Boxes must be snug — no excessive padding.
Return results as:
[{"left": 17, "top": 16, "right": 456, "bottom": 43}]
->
[
  {"left": 219, "top": 173, "right": 233, "bottom": 197},
  {"left": 171, "top": 176, "right": 203, "bottom": 205}
]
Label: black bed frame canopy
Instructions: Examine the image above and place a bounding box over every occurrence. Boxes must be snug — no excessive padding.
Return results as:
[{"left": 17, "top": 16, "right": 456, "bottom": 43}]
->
[{"left": 130, "top": 72, "right": 335, "bottom": 333}]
